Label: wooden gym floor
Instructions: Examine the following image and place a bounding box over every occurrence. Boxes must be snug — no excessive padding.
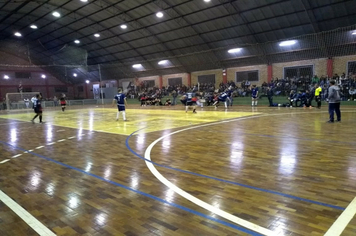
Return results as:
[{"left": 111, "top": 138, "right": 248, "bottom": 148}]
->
[{"left": 0, "top": 104, "right": 355, "bottom": 236}]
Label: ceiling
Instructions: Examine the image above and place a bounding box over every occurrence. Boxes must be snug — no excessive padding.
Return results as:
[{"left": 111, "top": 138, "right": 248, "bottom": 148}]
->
[{"left": 0, "top": 0, "right": 356, "bottom": 83}]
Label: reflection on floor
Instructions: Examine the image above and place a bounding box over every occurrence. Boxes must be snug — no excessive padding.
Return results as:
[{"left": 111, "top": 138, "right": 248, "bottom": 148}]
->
[{"left": 0, "top": 107, "right": 259, "bottom": 135}]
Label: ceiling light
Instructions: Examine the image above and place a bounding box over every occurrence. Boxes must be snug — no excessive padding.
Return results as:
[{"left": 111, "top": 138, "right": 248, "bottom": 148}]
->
[
  {"left": 120, "top": 24, "right": 127, "bottom": 29},
  {"left": 158, "top": 60, "right": 168, "bottom": 65},
  {"left": 14, "top": 32, "right": 22, "bottom": 37},
  {"left": 73, "top": 73, "right": 77, "bottom": 77},
  {"left": 80, "top": 0, "right": 88, "bottom": 2},
  {"left": 74, "top": 40, "right": 80, "bottom": 44},
  {"left": 132, "top": 64, "right": 142, "bottom": 68},
  {"left": 4, "top": 75, "right": 9, "bottom": 79},
  {"left": 94, "top": 33, "right": 100, "bottom": 37},
  {"left": 30, "top": 25, "right": 38, "bottom": 29},
  {"left": 52, "top": 11, "right": 61, "bottom": 17},
  {"left": 204, "top": 0, "right": 211, "bottom": 2},
  {"left": 352, "top": 32, "right": 356, "bottom": 35},
  {"left": 41, "top": 74, "right": 46, "bottom": 78},
  {"left": 85, "top": 80, "right": 90, "bottom": 84},
  {"left": 279, "top": 40, "right": 296, "bottom": 46},
  {"left": 156, "top": 12, "right": 163, "bottom": 18},
  {"left": 228, "top": 48, "right": 242, "bottom": 53}
]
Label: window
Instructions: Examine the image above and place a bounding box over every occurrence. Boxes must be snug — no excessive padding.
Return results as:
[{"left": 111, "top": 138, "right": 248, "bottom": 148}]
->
[
  {"left": 142, "top": 80, "right": 155, "bottom": 87},
  {"left": 235, "top": 70, "right": 259, "bottom": 82},
  {"left": 15, "top": 72, "right": 31, "bottom": 79},
  {"left": 55, "top": 87, "right": 68, "bottom": 93},
  {"left": 284, "top": 65, "right": 313, "bottom": 79},
  {"left": 168, "top": 77, "right": 182, "bottom": 86},
  {"left": 347, "top": 61, "right": 356, "bottom": 76},
  {"left": 198, "top": 74, "right": 215, "bottom": 84},
  {"left": 77, "top": 86, "right": 84, "bottom": 92}
]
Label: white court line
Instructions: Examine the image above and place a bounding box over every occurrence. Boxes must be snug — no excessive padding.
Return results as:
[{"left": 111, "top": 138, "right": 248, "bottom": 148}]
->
[
  {"left": 0, "top": 159, "right": 10, "bottom": 164},
  {"left": 0, "top": 190, "right": 56, "bottom": 236},
  {"left": 144, "top": 115, "right": 276, "bottom": 236},
  {"left": 67, "top": 136, "right": 75, "bottom": 139},
  {"left": 324, "top": 197, "right": 356, "bottom": 236},
  {"left": 47, "top": 142, "right": 56, "bottom": 145},
  {"left": 12, "top": 154, "right": 22, "bottom": 158},
  {"left": 143, "top": 110, "right": 356, "bottom": 235},
  {"left": 36, "top": 146, "right": 44, "bottom": 149},
  {"left": 57, "top": 139, "right": 65, "bottom": 142}
]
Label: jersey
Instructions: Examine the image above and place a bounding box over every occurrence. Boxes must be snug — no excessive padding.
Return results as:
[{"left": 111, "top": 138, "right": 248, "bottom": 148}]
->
[
  {"left": 218, "top": 92, "right": 229, "bottom": 102},
  {"left": 315, "top": 87, "right": 322, "bottom": 96},
  {"left": 34, "top": 98, "right": 42, "bottom": 112},
  {"left": 251, "top": 88, "right": 258, "bottom": 98},
  {"left": 185, "top": 92, "right": 195, "bottom": 102},
  {"left": 114, "top": 93, "right": 126, "bottom": 111}
]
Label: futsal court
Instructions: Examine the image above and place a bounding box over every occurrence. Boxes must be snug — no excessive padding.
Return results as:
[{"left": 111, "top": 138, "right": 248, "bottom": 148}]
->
[{"left": 0, "top": 104, "right": 356, "bottom": 236}]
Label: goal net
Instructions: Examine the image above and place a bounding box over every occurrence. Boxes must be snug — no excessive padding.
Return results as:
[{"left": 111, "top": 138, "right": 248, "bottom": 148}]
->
[{"left": 6, "top": 92, "right": 40, "bottom": 111}]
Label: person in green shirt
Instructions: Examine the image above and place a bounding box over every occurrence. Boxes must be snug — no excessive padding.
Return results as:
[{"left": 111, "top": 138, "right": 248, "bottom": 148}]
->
[{"left": 312, "top": 75, "right": 320, "bottom": 85}]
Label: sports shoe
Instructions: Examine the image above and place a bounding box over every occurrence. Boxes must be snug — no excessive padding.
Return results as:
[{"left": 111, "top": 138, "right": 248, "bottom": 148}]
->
[
  {"left": 31, "top": 119, "right": 34, "bottom": 124},
  {"left": 335, "top": 120, "right": 341, "bottom": 123},
  {"left": 327, "top": 120, "right": 334, "bottom": 123}
]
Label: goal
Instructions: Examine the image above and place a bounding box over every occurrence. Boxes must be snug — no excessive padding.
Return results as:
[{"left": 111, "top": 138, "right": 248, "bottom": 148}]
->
[{"left": 5, "top": 92, "right": 40, "bottom": 111}]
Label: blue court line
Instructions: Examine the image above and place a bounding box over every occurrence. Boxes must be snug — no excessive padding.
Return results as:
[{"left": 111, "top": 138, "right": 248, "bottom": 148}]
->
[
  {"left": 126, "top": 130, "right": 346, "bottom": 211},
  {"left": 0, "top": 140, "right": 261, "bottom": 236}
]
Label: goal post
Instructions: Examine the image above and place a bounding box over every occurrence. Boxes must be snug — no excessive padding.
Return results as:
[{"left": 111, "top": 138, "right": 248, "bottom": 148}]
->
[{"left": 5, "top": 92, "right": 40, "bottom": 111}]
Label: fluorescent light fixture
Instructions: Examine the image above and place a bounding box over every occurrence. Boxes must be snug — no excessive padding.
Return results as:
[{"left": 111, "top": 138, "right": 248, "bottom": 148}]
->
[
  {"left": 80, "top": 0, "right": 88, "bottom": 2},
  {"left": 52, "top": 11, "right": 60, "bottom": 17},
  {"left": 73, "top": 73, "right": 77, "bottom": 77},
  {"left": 158, "top": 60, "right": 168, "bottom": 65},
  {"left": 74, "top": 40, "right": 80, "bottom": 44},
  {"left": 85, "top": 80, "right": 90, "bottom": 84},
  {"left": 204, "top": 0, "right": 211, "bottom": 2},
  {"left": 4, "top": 75, "right": 9, "bottom": 79},
  {"left": 228, "top": 48, "right": 242, "bottom": 53},
  {"left": 352, "top": 32, "right": 356, "bottom": 35},
  {"left": 156, "top": 12, "right": 163, "bottom": 18},
  {"left": 120, "top": 24, "right": 127, "bottom": 29},
  {"left": 132, "top": 64, "right": 142, "bottom": 68},
  {"left": 279, "top": 40, "right": 296, "bottom": 46},
  {"left": 41, "top": 74, "right": 46, "bottom": 78},
  {"left": 94, "top": 33, "right": 100, "bottom": 37},
  {"left": 30, "top": 25, "right": 38, "bottom": 29},
  {"left": 14, "top": 32, "right": 22, "bottom": 37}
]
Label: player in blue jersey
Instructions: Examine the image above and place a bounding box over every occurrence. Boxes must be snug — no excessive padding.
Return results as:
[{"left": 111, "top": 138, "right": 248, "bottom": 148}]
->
[
  {"left": 112, "top": 88, "right": 128, "bottom": 121},
  {"left": 213, "top": 89, "right": 231, "bottom": 109},
  {"left": 31, "top": 94, "right": 43, "bottom": 124},
  {"left": 251, "top": 85, "right": 259, "bottom": 106},
  {"left": 183, "top": 91, "right": 197, "bottom": 113}
]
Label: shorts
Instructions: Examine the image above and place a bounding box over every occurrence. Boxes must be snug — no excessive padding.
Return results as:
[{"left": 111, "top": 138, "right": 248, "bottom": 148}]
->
[
  {"left": 185, "top": 101, "right": 196, "bottom": 106},
  {"left": 34, "top": 108, "right": 42, "bottom": 114},
  {"left": 117, "top": 105, "right": 125, "bottom": 111},
  {"left": 252, "top": 96, "right": 257, "bottom": 99},
  {"left": 60, "top": 102, "right": 66, "bottom": 106}
]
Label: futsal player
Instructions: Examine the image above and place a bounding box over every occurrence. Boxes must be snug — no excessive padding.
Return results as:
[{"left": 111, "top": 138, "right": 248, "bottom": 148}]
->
[
  {"left": 184, "top": 91, "right": 197, "bottom": 113},
  {"left": 112, "top": 88, "right": 128, "bottom": 121},
  {"left": 60, "top": 96, "right": 67, "bottom": 112},
  {"left": 213, "top": 89, "right": 231, "bottom": 109},
  {"left": 251, "top": 85, "right": 259, "bottom": 106},
  {"left": 31, "top": 94, "right": 43, "bottom": 124}
]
